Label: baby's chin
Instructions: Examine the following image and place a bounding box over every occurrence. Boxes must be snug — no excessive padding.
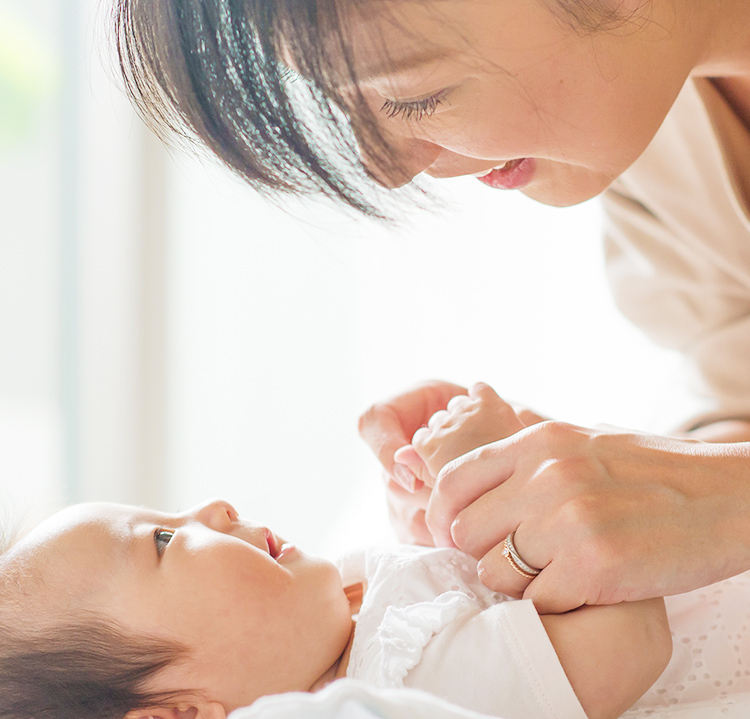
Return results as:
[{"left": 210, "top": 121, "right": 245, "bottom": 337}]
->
[{"left": 290, "top": 548, "right": 347, "bottom": 593}]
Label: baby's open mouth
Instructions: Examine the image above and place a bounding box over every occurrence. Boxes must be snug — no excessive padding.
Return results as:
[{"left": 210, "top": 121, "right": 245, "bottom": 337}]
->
[
  {"left": 265, "top": 528, "right": 296, "bottom": 562},
  {"left": 265, "top": 528, "right": 281, "bottom": 558}
]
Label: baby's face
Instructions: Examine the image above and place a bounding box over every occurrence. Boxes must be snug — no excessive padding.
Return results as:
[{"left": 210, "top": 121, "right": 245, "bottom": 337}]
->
[{"left": 8, "top": 499, "right": 353, "bottom": 712}]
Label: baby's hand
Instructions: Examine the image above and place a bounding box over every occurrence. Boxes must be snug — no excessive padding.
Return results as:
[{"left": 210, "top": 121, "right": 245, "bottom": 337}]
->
[{"left": 394, "top": 382, "right": 526, "bottom": 486}]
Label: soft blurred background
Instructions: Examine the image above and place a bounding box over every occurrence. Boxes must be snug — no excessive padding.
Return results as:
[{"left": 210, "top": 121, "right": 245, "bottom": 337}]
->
[{"left": 0, "top": 0, "right": 697, "bottom": 556}]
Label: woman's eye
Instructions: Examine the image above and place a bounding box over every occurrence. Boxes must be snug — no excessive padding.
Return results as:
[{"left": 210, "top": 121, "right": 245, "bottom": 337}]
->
[
  {"left": 380, "top": 90, "right": 448, "bottom": 122},
  {"left": 154, "top": 528, "right": 174, "bottom": 556}
]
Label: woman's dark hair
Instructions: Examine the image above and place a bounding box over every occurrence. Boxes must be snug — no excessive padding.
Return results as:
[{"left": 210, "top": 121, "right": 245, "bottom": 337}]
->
[
  {"left": 113, "top": 0, "right": 640, "bottom": 216},
  {"left": 115, "top": 0, "right": 395, "bottom": 215},
  {"left": 0, "top": 618, "right": 189, "bottom": 719}
]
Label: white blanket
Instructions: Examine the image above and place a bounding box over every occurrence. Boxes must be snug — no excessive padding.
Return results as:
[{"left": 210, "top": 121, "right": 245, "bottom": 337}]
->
[{"left": 230, "top": 680, "right": 750, "bottom": 719}]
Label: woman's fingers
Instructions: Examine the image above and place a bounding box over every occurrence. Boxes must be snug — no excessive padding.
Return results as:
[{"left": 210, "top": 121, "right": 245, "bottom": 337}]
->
[
  {"left": 476, "top": 527, "right": 540, "bottom": 599},
  {"left": 425, "top": 433, "right": 522, "bottom": 547},
  {"left": 393, "top": 444, "right": 430, "bottom": 489},
  {"left": 522, "top": 561, "right": 589, "bottom": 614},
  {"left": 429, "top": 420, "right": 750, "bottom": 610},
  {"left": 449, "top": 483, "right": 534, "bottom": 558},
  {"left": 384, "top": 472, "right": 434, "bottom": 545}
]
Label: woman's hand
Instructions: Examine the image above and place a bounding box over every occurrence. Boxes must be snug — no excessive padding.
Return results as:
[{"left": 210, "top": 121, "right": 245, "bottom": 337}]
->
[
  {"left": 426, "top": 421, "right": 750, "bottom": 613},
  {"left": 358, "top": 380, "right": 469, "bottom": 545}
]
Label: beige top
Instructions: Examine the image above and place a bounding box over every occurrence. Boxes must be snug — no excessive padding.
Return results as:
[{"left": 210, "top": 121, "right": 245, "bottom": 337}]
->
[{"left": 603, "top": 77, "right": 750, "bottom": 428}]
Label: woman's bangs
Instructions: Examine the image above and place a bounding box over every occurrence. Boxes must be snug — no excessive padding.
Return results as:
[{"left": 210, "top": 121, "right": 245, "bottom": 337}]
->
[{"left": 115, "top": 0, "right": 396, "bottom": 215}]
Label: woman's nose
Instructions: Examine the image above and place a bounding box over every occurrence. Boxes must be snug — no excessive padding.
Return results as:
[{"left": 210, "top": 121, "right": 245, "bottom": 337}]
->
[
  {"left": 357, "top": 130, "right": 442, "bottom": 188},
  {"left": 191, "top": 499, "right": 238, "bottom": 531}
]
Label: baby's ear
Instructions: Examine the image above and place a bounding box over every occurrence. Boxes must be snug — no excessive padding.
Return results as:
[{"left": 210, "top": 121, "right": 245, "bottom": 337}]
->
[{"left": 125, "top": 700, "right": 227, "bottom": 719}]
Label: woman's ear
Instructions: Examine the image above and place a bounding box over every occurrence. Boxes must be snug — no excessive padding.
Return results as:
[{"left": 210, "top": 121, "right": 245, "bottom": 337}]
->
[{"left": 125, "top": 700, "right": 227, "bottom": 719}]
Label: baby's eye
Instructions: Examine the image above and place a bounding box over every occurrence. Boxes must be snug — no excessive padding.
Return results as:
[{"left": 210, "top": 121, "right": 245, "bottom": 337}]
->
[{"left": 153, "top": 528, "right": 174, "bottom": 556}]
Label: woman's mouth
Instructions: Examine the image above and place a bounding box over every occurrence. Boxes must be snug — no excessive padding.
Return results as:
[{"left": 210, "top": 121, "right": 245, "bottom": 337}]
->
[{"left": 475, "top": 158, "right": 536, "bottom": 190}]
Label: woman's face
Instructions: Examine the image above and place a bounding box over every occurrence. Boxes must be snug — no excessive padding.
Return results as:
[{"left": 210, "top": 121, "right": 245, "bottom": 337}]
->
[
  {"left": 9, "top": 500, "right": 352, "bottom": 714},
  {"left": 341, "top": 0, "right": 696, "bottom": 205}
]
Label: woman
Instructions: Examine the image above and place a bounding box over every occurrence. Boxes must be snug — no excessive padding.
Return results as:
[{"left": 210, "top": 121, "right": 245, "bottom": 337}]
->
[{"left": 116, "top": 0, "right": 750, "bottom": 612}]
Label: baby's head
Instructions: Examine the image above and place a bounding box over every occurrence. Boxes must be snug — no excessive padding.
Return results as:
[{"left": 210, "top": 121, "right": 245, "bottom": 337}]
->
[{"left": 0, "top": 500, "right": 353, "bottom": 719}]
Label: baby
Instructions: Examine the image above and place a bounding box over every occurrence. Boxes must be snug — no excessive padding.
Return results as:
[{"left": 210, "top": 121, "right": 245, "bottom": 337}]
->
[{"left": 0, "top": 384, "right": 672, "bottom": 719}]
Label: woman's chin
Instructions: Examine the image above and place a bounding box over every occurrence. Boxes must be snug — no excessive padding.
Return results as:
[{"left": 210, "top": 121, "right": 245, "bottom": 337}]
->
[{"left": 521, "top": 164, "right": 618, "bottom": 207}]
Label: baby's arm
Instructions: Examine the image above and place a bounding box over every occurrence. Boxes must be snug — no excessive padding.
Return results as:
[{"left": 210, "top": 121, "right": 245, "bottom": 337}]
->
[{"left": 541, "top": 599, "right": 671, "bottom": 719}]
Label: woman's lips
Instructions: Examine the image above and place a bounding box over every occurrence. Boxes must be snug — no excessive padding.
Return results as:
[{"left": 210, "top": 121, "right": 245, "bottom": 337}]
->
[{"left": 476, "top": 158, "right": 536, "bottom": 190}]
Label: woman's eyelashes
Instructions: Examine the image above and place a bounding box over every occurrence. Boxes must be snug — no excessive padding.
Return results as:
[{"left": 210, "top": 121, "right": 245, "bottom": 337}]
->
[
  {"left": 380, "top": 90, "right": 448, "bottom": 121},
  {"left": 154, "top": 528, "right": 175, "bottom": 557}
]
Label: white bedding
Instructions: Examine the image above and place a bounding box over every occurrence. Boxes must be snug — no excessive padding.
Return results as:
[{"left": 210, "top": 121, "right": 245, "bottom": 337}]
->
[{"left": 229, "top": 680, "right": 750, "bottom": 719}]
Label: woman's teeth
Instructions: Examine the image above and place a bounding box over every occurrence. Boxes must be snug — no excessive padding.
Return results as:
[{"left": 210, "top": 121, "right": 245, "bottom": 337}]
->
[{"left": 474, "top": 162, "right": 510, "bottom": 177}]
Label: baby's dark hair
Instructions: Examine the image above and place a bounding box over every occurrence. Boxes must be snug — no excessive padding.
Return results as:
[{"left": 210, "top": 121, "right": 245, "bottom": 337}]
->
[
  {"left": 113, "top": 0, "right": 642, "bottom": 215},
  {"left": 0, "top": 620, "right": 188, "bottom": 719},
  {"left": 0, "top": 529, "right": 189, "bottom": 719}
]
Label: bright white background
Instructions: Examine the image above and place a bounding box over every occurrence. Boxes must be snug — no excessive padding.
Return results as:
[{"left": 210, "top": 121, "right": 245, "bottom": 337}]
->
[
  {"left": 162, "top": 159, "right": 696, "bottom": 556},
  {"left": 0, "top": 0, "right": 697, "bottom": 556}
]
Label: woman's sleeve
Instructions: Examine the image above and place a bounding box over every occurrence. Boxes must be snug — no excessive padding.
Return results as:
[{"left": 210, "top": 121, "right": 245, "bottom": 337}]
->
[{"left": 603, "top": 180, "right": 750, "bottom": 431}]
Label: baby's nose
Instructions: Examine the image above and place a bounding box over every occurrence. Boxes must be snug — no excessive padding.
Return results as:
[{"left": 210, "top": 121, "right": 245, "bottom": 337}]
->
[{"left": 192, "top": 499, "right": 238, "bottom": 530}]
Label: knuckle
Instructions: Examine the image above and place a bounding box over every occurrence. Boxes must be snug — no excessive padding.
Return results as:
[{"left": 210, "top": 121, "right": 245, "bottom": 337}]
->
[
  {"left": 534, "top": 456, "right": 596, "bottom": 496},
  {"left": 449, "top": 513, "right": 470, "bottom": 548},
  {"left": 555, "top": 490, "right": 604, "bottom": 528},
  {"left": 536, "top": 419, "right": 574, "bottom": 440},
  {"left": 434, "top": 462, "right": 460, "bottom": 495},
  {"left": 530, "top": 420, "right": 589, "bottom": 450}
]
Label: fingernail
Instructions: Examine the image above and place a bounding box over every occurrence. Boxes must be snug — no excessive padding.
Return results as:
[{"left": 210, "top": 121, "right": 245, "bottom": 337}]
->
[{"left": 393, "top": 463, "right": 417, "bottom": 492}]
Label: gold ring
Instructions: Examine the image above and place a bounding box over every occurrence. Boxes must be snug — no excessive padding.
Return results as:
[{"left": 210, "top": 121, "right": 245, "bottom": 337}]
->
[{"left": 503, "top": 531, "right": 541, "bottom": 579}]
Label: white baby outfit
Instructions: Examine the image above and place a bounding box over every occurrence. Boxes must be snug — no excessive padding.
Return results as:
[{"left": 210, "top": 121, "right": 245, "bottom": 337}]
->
[
  {"left": 340, "top": 546, "right": 750, "bottom": 719},
  {"left": 339, "top": 545, "right": 587, "bottom": 719}
]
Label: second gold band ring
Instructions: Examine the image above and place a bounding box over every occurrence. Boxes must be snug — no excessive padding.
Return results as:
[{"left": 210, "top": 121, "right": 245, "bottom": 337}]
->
[{"left": 503, "top": 531, "right": 541, "bottom": 579}]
